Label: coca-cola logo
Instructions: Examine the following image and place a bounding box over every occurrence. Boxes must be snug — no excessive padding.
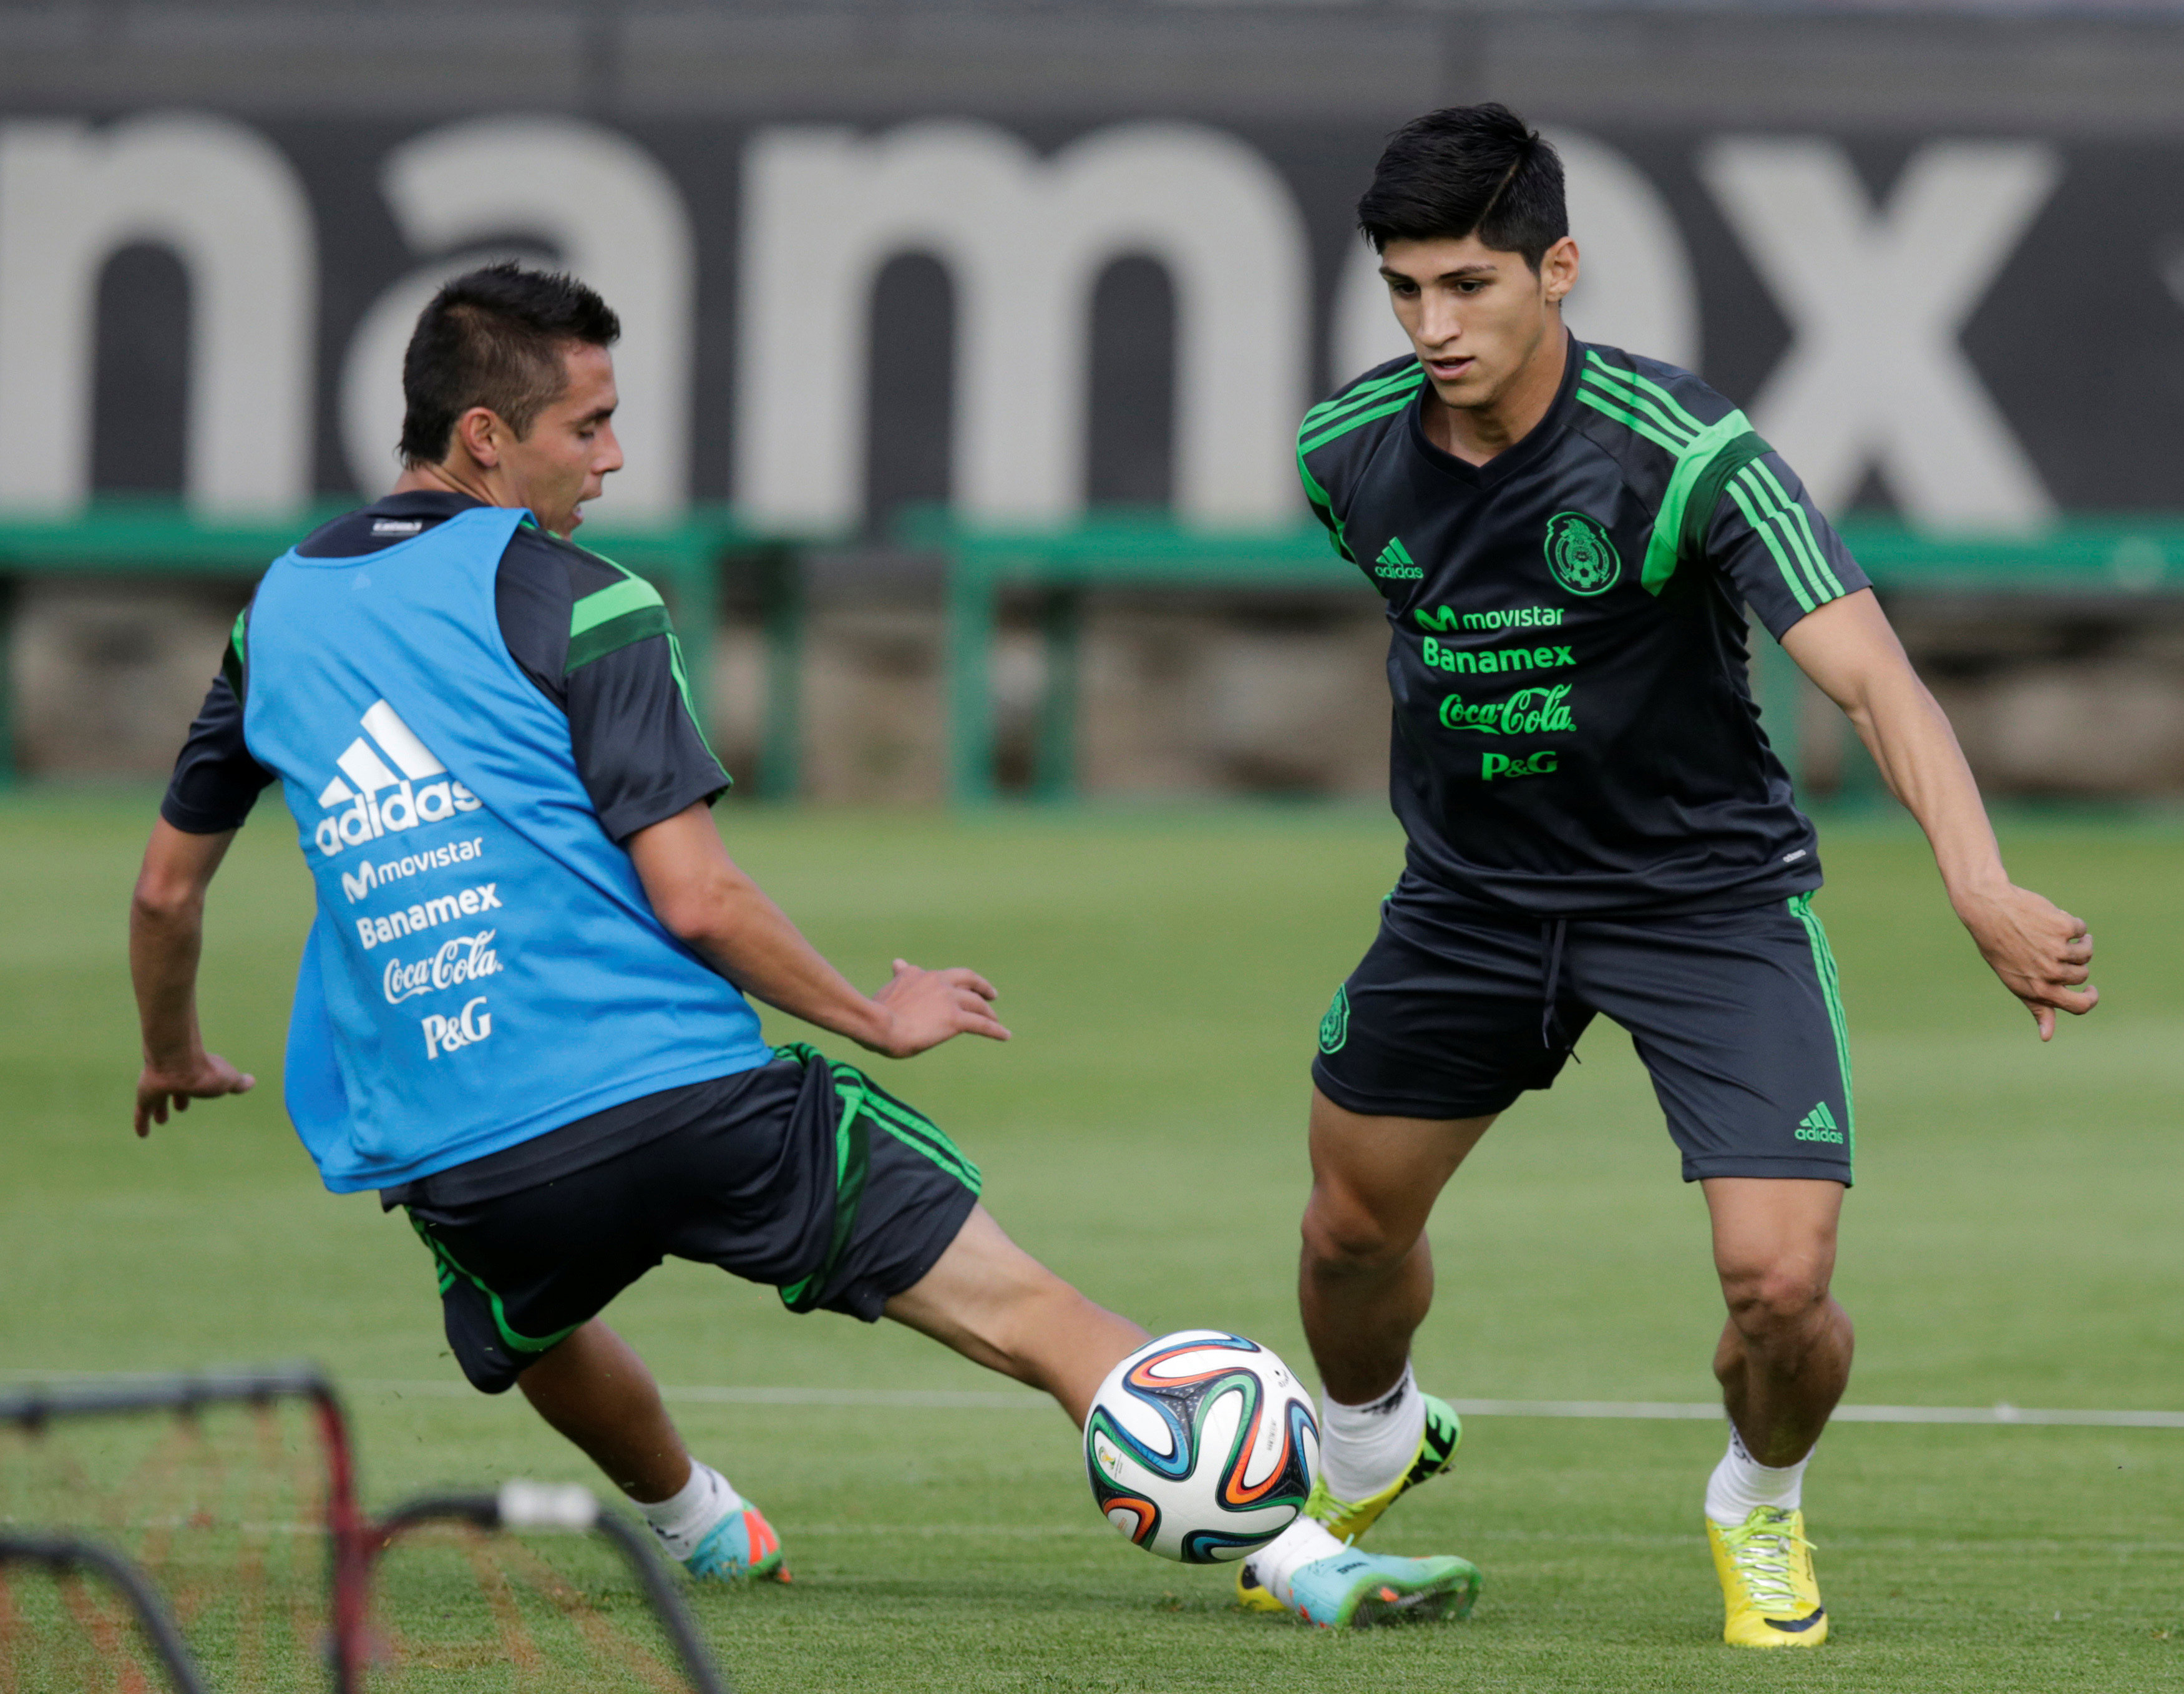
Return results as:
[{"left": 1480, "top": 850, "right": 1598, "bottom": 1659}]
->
[
  {"left": 1437, "top": 683, "right": 1577, "bottom": 737},
  {"left": 383, "top": 930, "right": 502, "bottom": 1005}
]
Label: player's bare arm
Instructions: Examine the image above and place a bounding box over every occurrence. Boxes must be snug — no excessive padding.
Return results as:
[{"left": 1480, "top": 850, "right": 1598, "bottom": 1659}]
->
[
  {"left": 1781, "top": 590, "right": 2096, "bottom": 1039},
  {"left": 129, "top": 818, "right": 254, "bottom": 1135},
  {"left": 626, "top": 802, "right": 1009, "bottom": 1057}
]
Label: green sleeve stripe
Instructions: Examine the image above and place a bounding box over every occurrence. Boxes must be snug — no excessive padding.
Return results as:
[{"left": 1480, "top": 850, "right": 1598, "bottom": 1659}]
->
[
  {"left": 1297, "top": 454, "right": 1357, "bottom": 563},
  {"left": 1579, "top": 353, "right": 1697, "bottom": 443},
  {"left": 1577, "top": 366, "right": 1695, "bottom": 449},
  {"left": 1733, "top": 464, "right": 1835, "bottom": 608},
  {"left": 1301, "top": 363, "right": 1425, "bottom": 431},
  {"left": 1583, "top": 350, "right": 1710, "bottom": 438},
  {"left": 1748, "top": 460, "right": 1848, "bottom": 599},
  {"left": 663, "top": 629, "right": 727, "bottom": 780},
  {"left": 1730, "top": 464, "right": 1828, "bottom": 605},
  {"left": 1638, "top": 409, "right": 1770, "bottom": 596},
  {"left": 1586, "top": 350, "right": 1711, "bottom": 439},
  {"left": 569, "top": 573, "right": 665, "bottom": 639},
  {"left": 569, "top": 547, "right": 730, "bottom": 781},
  {"left": 221, "top": 607, "right": 248, "bottom": 702},
  {"left": 1297, "top": 388, "right": 1421, "bottom": 456},
  {"left": 1677, "top": 431, "right": 1771, "bottom": 559},
  {"left": 1726, "top": 476, "right": 1816, "bottom": 615},
  {"left": 1573, "top": 380, "right": 1685, "bottom": 456},
  {"left": 565, "top": 604, "right": 672, "bottom": 674}
]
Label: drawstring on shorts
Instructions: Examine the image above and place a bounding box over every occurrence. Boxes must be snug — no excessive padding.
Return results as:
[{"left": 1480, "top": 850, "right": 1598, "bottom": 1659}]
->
[{"left": 1540, "top": 918, "right": 1576, "bottom": 1055}]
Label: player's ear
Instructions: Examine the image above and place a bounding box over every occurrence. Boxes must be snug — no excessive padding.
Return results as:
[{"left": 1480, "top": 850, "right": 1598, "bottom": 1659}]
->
[
  {"left": 453, "top": 406, "right": 502, "bottom": 469},
  {"left": 1541, "top": 237, "right": 1579, "bottom": 310}
]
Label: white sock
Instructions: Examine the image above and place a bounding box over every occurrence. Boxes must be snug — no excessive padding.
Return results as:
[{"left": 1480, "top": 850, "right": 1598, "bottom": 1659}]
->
[
  {"left": 636, "top": 1459, "right": 743, "bottom": 1559},
  {"left": 1317, "top": 1363, "right": 1425, "bottom": 1503},
  {"left": 1241, "top": 1517, "right": 1348, "bottom": 1605},
  {"left": 1704, "top": 1426, "right": 1809, "bottom": 1527}
]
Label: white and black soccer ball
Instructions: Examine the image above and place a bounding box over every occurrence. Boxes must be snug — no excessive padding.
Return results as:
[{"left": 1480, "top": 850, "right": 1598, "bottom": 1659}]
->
[{"left": 1083, "top": 1329, "right": 1319, "bottom": 1564}]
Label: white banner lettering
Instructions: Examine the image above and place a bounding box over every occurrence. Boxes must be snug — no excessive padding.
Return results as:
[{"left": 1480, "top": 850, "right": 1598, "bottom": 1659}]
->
[{"left": 1702, "top": 137, "right": 2059, "bottom": 527}]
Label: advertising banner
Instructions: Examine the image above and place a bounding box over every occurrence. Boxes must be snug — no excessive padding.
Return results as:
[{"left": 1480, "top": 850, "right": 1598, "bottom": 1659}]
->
[{"left": 4, "top": 110, "right": 2175, "bottom": 527}]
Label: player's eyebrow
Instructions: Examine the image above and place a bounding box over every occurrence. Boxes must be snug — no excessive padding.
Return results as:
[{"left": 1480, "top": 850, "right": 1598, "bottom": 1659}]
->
[{"left": 1382, "top": 262, "right": 1498, "bottom": 285}]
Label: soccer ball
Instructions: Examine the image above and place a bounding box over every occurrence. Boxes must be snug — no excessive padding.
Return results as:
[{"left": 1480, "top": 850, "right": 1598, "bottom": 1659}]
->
[{"left": 1083, "top": 1329, "right": 1319, "bottom": 1564}]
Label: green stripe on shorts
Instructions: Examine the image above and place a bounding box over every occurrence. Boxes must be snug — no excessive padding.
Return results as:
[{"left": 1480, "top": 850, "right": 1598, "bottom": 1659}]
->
[
  {"left": 407, "top": 1213, "right": 582, "bottom": 1355},
  {"left": 769, "top": 1042, "right": 982, "bottom": 1313},
  {"left": 1788, "top": 893, "right": 1856, "bottom": 1172}
]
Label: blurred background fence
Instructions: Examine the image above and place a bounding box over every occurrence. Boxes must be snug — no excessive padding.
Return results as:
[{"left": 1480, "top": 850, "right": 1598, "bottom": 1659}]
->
[{"left": 7, "top": 0, "right": 2184, "bottom": 805}]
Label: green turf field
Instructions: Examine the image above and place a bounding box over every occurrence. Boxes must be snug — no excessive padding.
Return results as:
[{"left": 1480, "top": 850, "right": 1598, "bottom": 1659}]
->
[{"left": 3, "top": 792, "right": 2180, "bottom": 1692}]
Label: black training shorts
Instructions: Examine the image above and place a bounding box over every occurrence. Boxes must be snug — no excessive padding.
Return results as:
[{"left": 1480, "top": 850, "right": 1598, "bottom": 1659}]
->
[
  {"left": 1312, "top": 879, "right": 1855, "bottom": 1184},
  {"left": 404, "top": 1045, "right": 982, "bottom": 1393}
]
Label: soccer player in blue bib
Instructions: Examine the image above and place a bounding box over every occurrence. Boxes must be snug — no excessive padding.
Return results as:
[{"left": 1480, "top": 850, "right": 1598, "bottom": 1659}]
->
[
  {"left": 1232, "top": 109, "right": 2100, "bottom": 1643},
  {"left": 124, "top": 264, "right": 1186, "bottom": 1586}
]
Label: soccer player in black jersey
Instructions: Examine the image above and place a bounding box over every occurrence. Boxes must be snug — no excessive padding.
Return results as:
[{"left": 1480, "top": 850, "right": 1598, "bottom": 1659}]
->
[{"left": 1234, "top": 107, "right": 2099, "bottom": 1644}]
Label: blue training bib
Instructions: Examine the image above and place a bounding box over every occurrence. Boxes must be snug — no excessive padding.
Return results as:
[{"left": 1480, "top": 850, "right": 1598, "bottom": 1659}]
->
[{"left": 241, "top": 506, "right": 771, "bottom": 1192}]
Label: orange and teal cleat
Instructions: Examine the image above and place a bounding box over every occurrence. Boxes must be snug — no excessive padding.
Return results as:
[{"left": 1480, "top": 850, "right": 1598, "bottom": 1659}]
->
[{"left": 681, "top": 1501, "right": 791, "bottom": 1584}]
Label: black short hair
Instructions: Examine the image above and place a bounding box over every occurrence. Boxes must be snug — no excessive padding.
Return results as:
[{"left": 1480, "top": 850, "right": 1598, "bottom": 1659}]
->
[
  {"left": 1356, "top": 104, "right": 1567, "bottom": 270},
  {"left": 398, "top": 262, "right": 621, "bottom": 467}
]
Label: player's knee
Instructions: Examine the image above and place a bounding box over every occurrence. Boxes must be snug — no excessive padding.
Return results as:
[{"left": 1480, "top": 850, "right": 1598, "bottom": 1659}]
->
[
  {"left": 1719, "top": 1259, "right": 1831, "bottom": 1339},
  {"left": 1300, "top": 1191, "right": 1411, "bottom": 1274}
]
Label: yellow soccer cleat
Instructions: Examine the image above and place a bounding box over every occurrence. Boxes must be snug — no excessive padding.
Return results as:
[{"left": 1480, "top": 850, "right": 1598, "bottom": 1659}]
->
[
  {"left": 1708, "top": 1506, "right": 1826, "bottom": 1647},
  {"left": 1236, "top": 1394, "right": 1463, "bottom": 1613}
]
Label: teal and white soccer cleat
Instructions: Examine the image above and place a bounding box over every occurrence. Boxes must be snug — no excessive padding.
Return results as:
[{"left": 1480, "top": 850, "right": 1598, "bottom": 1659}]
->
[
  {"left": 1237, "top": 1544, "right": 1480, "bottom": 1628},
  {"left": 679, "top": 1500, "right": 791, "bottom": 1583},
  {"left": 1235, "top": 1391, "right": 1463, "bottom": 1614}
]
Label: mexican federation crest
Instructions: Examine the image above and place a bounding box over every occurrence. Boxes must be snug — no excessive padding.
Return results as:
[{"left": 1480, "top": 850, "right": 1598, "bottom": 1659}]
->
[{"left": 1543, "top": 510, "right": 1621, "bottom": 597}]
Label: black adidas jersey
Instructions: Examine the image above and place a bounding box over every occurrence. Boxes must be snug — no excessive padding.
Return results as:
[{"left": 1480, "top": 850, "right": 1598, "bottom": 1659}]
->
[
  {"left": 1300, "top": 337, "right": 1868, "bottom": 917},
  {"left": 161, "top": 491, "right": 728, "bottom": 845}
]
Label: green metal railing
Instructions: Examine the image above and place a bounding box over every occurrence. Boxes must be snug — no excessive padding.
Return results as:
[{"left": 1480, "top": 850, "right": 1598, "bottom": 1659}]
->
[
  {"left": 12, "top": 504, "right": 2184, "bottom": 806},
  {"left": 0, "top": 502, "right": 806, "bottom": 795},
  {"left": 915, "top": 513, "right": 2184, "bottom": 805}
]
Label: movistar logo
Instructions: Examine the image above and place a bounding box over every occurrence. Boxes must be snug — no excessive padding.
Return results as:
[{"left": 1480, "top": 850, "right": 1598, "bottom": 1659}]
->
[
  {"left": 313, "top": 700, "right": 480, "bottom": 859},
  {"left": 1438, "top": 683, "right": 1575, "bottom": 737},
  {"left": 1373, "top": 537, "right": 1423, "bottom": 580},
  {"left": 1415, "top": 604, "right": 1562, "bottom": 633},
  {"left": 1795, "top": 1103, "right": 1845, "bottom": 1143}
]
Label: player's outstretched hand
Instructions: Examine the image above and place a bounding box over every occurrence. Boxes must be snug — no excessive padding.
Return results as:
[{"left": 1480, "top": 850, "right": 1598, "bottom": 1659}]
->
[
  {"left": 1954, "top": 883, "right": 2097, "bottom": 1041},
  {"left": 134, "top": 1052, "right": 256, "bottom": 1138},
  {"left": 865, "top": 959, "right": 1011, "bottom": 1058}
]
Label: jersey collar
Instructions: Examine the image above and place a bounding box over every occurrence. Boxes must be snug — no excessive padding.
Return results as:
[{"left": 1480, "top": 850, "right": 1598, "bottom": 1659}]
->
[{"left": 1404, "top": 330, "right": 1582, "bottom": 490}]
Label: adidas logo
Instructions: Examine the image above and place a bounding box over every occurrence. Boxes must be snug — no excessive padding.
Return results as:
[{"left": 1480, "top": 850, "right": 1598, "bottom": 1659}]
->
[
  {"left": 1795, "top": 1102, "right": 1845, "bottom": 1144},
  {"left": 312, "top": 700, "right": 480, "bottom": 859},
  {"left": 1374, "top": 537, "right": 1423, "bottom": 580}
]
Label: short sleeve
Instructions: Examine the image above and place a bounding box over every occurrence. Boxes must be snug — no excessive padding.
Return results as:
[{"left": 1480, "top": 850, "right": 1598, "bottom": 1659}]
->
[
  {"left": 1702, "top": 449, "right": 1871, "bottom": 640},
  {"left": 160, "top": 673, "right": 277, "bottom": 834},
  {"left": 563, "top": 625, "right": 731, "bottom": 842},
  {"left": 494, "top": 526, "right": 731, "bottom": 843},
  {"left": 1299, "top": 454, "right": 1353, "bottom": 562}
]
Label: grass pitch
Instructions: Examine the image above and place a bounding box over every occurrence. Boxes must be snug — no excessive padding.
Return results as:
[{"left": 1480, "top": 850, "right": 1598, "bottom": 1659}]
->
[{"left": 2, "top": 791, "right": 2180, "bottom": 1692}]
